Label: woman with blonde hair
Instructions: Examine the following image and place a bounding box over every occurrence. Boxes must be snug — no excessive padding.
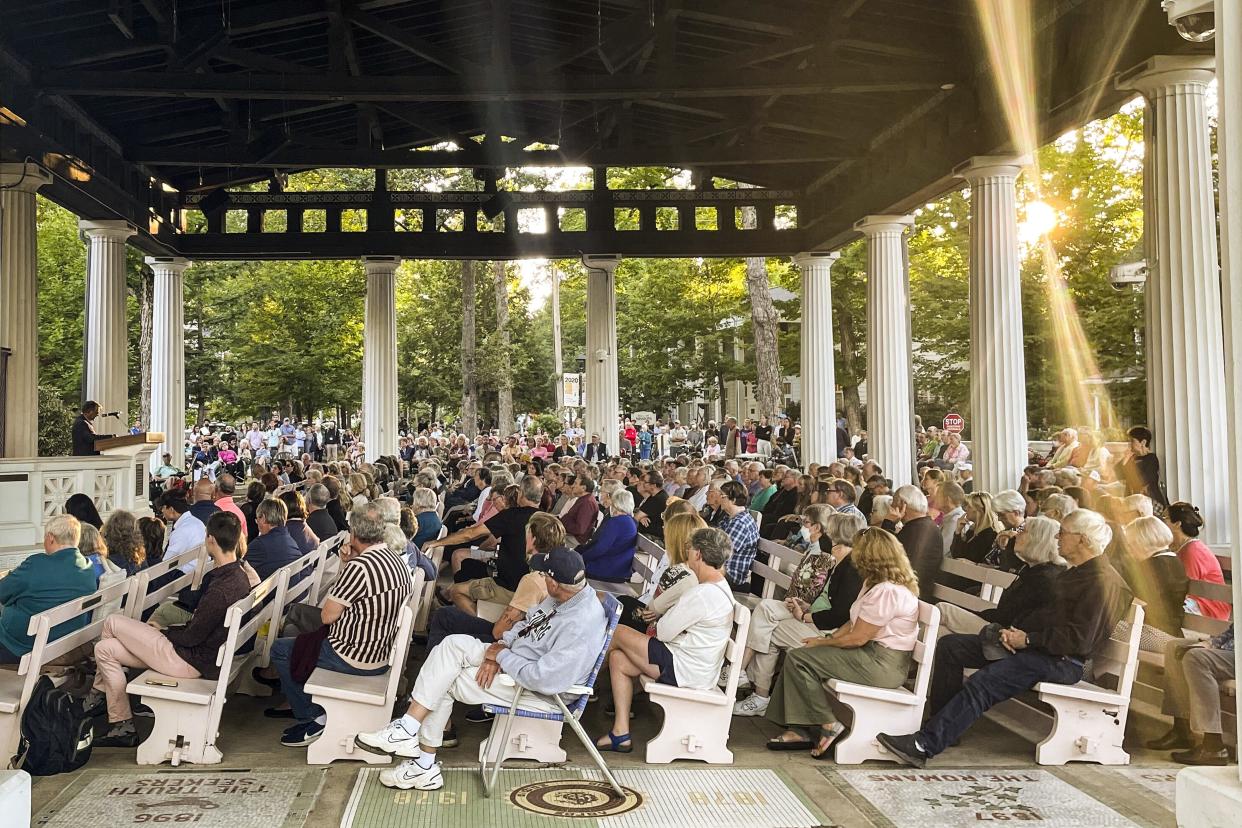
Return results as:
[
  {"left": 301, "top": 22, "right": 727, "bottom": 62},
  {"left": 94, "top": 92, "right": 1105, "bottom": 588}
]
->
[
  {"left": 765, "top": 527, "right": 921, "bottom": 757},
  {"left": 949, "top": 491, "right": 1002, "bottom": 563},
  {"left": 348, "top": 472, "right": 369, "bottom": 509},
  {"left": 637, "top": 511, "right": 708, "bottom": 623}
]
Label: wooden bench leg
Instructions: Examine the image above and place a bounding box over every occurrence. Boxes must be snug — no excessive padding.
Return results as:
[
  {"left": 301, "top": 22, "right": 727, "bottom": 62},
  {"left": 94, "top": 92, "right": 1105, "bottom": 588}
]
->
[
  {"left": 644, "top": 697, "right": 733, "bottom": 765},
  {"left": 832, "top": 697, "right": 925, "bottom": 765},
  {"left": 136, "top": 699, "right": 222, "bottom": 766},
  {"left": 0, "top": 715, "right": 21, "bottom": 767},
  {"left": 477, "top": 716, "right": 567, "bottom": 765},
  {"left": 306, "top": 697, "right": 393, "bottom": 765},
  {"left": 1035, "top": 697, "right": 1130, "bottom": 765}
]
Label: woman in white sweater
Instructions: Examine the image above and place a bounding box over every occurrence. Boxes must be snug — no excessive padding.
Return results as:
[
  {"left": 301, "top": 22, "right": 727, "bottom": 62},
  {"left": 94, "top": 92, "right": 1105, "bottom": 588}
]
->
[{"left": 597, "top": 526, "right": 735, "bottom": 753}]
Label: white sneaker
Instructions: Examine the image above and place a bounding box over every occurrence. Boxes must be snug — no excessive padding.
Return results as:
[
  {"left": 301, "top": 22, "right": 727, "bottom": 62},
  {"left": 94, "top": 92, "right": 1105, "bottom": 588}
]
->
[
  {"left": 379, "top": 758, "right": 444, "bottom": 790},
  {"left": 732, "top": 693, "right": 770, "bottom": 717},
  {"left": 355, "top": 719, "right": 422, "bottom": 758}
]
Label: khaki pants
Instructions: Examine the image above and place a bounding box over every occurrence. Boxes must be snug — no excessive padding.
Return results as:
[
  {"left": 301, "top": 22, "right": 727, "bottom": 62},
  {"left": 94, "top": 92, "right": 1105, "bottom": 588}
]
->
[
  {"left": 409, "top": 634, "right": 555, "bottom": 748},
  {"left": 149, "top": 602, "right": 193, "bottom": 629},
  {"left": 936, "top": 602, "right": 987, "bottom": 637},
  {"left": 93, "top": 615, "right": 200, "bottom": 722},
  {"left": 766, "top": 641, "right": 911, "bottom": 727},
  {"left": 745, "top": 599, "right": 820, "bottom": 695},
  {"left": 1162, "top": 637, "right": 1236, "bottom": 734}
]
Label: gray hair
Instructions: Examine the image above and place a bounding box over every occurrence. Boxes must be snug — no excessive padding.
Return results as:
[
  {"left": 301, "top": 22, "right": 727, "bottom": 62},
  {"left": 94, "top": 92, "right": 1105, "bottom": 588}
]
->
[
  {"left": 383, "top": 524, "right": 408, "bottom": 553},
  {"left": 350, "top": 502, "right": 388, "bottom": 544},
  {"left": 1124, "top": 494, "right": 1154, "bottom": 518},
  {"left": 825, "top": 511, "right": 867, "bottom": 545},
  {"left": 1016, "top": 515, "right": 1066, "bottom": 566},
  {"left": 611, "top": 488, "right": 635, "bottom": 515},
  {"left": 992, "top": 489, "right": 1026, "bottom": 515},
  {"left": 78, "top": 523, "right": 106, "bottom": 558},
  {"left": 45, "top": 514, "right": 82, "bottom": 549},
  {"left": 306, "top": 483, "right": 330, "bottom": 509},
  {"left": 415, "top": 470, "right": 438, "bottom": 489},
  {"left": 256, "top": 497, "right": 288, "bottom": 527},
  {"left": 893, "top": 485, "right": 928, "bottom": 514},
  {"left": 1125, "top": 515, "right": 1174, "bottom": 555},
  {"left": 519, "top": 474, "right": 544, "bottom": 504},
  {"left": 689, "top": 527, "right": 732, "bottom": 568},
  {"left": 1040, "top": 493, "right": 1078, "bottom": 522},
  {"left": 375, "top": 496, "right": 401, "bottom": 525},
  {"left": 411, "top": 487, "right": 438, "bottom": 511},
  {"left": 599, "top": 478, "right": 623, "bottom": 498},
  {"left": 1061, "top": 508, "right": 1113, "bottom": 556},
  {"left": 870, "top": 494, "right": 893, "bottom": 522}
]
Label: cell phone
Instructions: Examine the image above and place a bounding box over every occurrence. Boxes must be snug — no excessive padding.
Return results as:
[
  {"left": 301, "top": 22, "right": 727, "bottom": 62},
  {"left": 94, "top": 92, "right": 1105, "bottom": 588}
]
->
[{"left": 145, "top": 678, "right": 179, "bottom": 688}]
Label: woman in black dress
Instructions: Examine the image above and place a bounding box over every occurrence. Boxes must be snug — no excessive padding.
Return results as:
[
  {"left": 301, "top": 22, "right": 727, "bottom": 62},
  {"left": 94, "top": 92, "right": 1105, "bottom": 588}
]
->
[{"left": 1113, "top": 425, "right": 1168, "bottom": 509}]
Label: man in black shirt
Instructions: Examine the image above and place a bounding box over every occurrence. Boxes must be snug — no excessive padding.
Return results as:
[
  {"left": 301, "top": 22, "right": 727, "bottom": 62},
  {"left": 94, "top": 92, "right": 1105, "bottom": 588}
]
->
[
  {"left": 892, "top": 485, "right": 944, "bottom": 602},
  {"left": 879, "top": 509, "right": 1131, "bottom": 767},
  {"left": 71, "top": 401, "right": 111, "bottom": 456},
  {"left": 633, "top": 471, "right": 669, "bottom": 541}
]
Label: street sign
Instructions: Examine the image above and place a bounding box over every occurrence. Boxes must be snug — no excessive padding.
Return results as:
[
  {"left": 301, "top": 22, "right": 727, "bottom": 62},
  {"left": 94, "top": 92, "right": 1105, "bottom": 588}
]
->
[
  {"left": 561, "top": 373, "right": 582, "bottom": 408},
  {"left": 942, "top": 412, "right": 965, "bottom": 434}
]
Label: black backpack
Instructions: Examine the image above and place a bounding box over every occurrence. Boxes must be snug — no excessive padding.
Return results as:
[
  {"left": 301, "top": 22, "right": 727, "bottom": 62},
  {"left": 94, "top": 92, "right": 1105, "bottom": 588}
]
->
[{"left": 15, "top": 676, "right": 94, "bottom": 776}]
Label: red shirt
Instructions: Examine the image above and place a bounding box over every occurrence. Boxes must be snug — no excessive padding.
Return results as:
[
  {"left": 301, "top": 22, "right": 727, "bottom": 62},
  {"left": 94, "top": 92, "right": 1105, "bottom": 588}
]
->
[{"left": 1176, "top": 539, "right": 1230, "bottom": 620}]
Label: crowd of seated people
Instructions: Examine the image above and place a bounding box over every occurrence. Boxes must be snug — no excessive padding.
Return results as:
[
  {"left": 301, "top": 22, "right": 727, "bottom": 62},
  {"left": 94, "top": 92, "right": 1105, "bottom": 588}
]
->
[{"left": 9, "top": 413, "right": 1235, "bottom": 785}]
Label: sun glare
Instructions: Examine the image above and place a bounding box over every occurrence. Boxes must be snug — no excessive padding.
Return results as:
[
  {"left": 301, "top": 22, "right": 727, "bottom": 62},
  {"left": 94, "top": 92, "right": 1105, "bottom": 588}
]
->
[{"left": 1019, "top": 200, "right": 1058, "bottom": 243}]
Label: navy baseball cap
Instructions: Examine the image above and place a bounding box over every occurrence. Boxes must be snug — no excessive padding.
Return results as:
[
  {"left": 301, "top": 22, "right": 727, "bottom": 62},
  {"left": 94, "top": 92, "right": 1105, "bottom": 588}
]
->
[{"left": 529, "top": 547, "right": 587, "bottom": 586}]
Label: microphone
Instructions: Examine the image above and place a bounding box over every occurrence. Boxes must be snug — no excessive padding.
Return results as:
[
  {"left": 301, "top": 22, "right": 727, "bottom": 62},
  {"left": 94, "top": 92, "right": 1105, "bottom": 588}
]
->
[{"left": 103, "top": 411, "right": 121, "bottom": 418}]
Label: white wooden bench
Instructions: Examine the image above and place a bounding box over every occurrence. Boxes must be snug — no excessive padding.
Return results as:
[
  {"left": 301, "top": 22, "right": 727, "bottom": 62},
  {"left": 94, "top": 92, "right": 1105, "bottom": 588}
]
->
[
  {"left": 828, "top": 601, "right": 941, "bottom": 764},
  {"left": 303, "top": 571, "right": 423, "bottom": 765},
  {"left": 127, "top": 572, "right": 281, "bottom": 765},
  {"left": 639, "top": 601, "right": 751, "bottom": 764},
  {"left": 0, "top": 577, "right": 137, "bottom": 763},
  {"left": 933, "top": 557, "right": 1017, "bottom": 612},
  {"left": 735, "top": 537, "right": 802, "bottom": 610},
  {"left": 128, "top": 543, "right": 214, "bottom": 622},
  {"left": 413, "top": 524, "right": 448, "bottom": 634}
]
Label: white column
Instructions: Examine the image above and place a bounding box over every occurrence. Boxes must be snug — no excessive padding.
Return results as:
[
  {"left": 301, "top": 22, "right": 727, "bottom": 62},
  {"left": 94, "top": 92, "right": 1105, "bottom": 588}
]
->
[
  {"left": 362, "top": 256, "right": 400, "bottom": 463},
  {"left": 146, "top": 257, "right": 189, "bottom": 467},
  {"left": 955, "top": 155, "right": 1031, "bottom": 493},
  {"left": 1120, "top": 56, "right": 1230, "bottom": 549},
  {"left": 857, "top": 215, "right": 915, "bottom": 487},
  {"left": 794, "top": 252, "right": 840, "bottom": 466},
  {"left": 0, "top": 162, "right": 52, "bottom": 457},
  {"left": 584, "top": 255, "right": 621, "bottom": 456},
  {"left": 80, "top": 220, "right": 136, "bottom": 434}
]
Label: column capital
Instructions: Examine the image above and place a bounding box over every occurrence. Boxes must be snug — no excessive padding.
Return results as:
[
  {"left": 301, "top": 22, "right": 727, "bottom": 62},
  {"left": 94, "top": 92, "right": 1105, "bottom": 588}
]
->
[
  {"left": 582, "top": 254, "right": 622, "bottom": 274},
  {"left": 854, "top": 214, "right": 914, "bottom": 237},
  {"left": 362, "top": 255, "right": 401, "bottom": 274},
  {"left": 144, "top": 256, "right": 191, "bottom": 274},
  {"left": 79, "top": 219, "right": 136, "bottom": 241},
  {"left": 792, "top": 251, "right": 841, "bottom": 269},
  {"left": 0, "top": 162, "right": 52, "bottom": 193},
  {"left": 1117, "top": 55, "right": 1215, "bottom": 95},
  {"left": 953, "top": 155, "right": 1032, "bottom": 183}
]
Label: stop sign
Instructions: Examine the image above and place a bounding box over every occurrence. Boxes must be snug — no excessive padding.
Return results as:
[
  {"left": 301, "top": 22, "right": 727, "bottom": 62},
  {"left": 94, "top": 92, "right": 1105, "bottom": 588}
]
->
[{"left": 943, "top": 413, "right": 965, "bottom": 434}]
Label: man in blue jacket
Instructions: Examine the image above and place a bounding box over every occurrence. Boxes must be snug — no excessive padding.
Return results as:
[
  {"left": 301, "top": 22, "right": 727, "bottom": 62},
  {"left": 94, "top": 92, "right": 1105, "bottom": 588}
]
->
[
  {"left": 355, "top": 547, "right": 606, "bottom": 790},
  {"left": 0, "top": 515, "right": 97, "bottom": 663},
  {"left": 246, "top": 497, "right": 303, "bottom": 580}
]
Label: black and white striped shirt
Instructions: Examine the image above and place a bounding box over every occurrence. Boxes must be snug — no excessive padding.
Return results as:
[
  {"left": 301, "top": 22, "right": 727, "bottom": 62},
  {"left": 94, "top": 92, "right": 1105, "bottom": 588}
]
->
[{"left": 327, "top": 544, "right": 414, "bottom": 668}]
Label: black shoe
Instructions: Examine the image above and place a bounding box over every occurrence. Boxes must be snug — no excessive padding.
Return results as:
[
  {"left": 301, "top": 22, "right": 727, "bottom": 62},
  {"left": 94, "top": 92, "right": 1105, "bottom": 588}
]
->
[
  {"left": 1171, "top": 745, "right": 1230, "bottom": 766},
  {"left": 877, "top": 733, "right": 929, "bottom": 768},
  {"left": 441, "top": 726, "right": 459, "bottom": 748},
  {"left": 251, "top": 667, "right": 282, "bottom": 690},
  {"left": 94, "top": 725, "right": 139, "bottom": 748},
  {"left": 465, "top": 708, "right": 495, "bottom": 724},
  {"left": 1146, "top": 728, "right": 1195, "bottom": 751},
  {"left": 132, "top": 702, "right": 154, "bottom": 719},
  {"left": 264, "top": 707, "right": 296, "bottom": 719}
]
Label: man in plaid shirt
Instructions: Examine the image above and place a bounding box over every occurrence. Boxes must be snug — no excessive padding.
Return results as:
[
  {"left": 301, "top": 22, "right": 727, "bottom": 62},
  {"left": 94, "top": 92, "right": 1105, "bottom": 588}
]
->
[
  {"left": 710, "top": 479, "right": 760, "bottom": 589},
  {"left": 1148, "top": 625, "right": 1235, "bottom": 766}
]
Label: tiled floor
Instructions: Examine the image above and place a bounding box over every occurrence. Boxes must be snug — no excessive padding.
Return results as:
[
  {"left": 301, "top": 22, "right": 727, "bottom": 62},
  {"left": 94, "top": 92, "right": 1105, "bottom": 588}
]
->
[{"left": 28, "top": 688, "right": 1198, "bottom": 828}]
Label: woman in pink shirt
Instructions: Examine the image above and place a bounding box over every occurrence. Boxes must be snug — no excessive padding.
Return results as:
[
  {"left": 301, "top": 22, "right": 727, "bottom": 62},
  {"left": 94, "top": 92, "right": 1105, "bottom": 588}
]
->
[
  {"left": 764, "top": 527, "right": 921, "bottom": 758},
  {"left": 1165, "top": 501, "right": 1230, "bottom": 621}
]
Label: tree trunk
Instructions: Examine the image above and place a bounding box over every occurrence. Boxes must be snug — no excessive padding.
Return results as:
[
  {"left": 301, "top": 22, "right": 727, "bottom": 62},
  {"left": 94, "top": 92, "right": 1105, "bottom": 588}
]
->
[
  {"left": 744, "top": 256, "right": 783, "bottom": 417},
  {"left": 837, "top": 301, "right": 864, "bottom": 437},
  {"left": 493, "top": 261, "right": 514, "bottom": 435},
  {"left": 138, "top": 266, "right": 154, "bottom": 430},
  {"left": 461, "top": 260, "right": 478, "bottom": 439}
]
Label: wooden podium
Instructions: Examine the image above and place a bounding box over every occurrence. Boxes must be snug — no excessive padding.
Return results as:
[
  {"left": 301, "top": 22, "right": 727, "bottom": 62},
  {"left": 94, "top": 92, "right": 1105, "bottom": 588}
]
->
[{"left": 96, "top": 432, "right": 166, "bottom": 457}]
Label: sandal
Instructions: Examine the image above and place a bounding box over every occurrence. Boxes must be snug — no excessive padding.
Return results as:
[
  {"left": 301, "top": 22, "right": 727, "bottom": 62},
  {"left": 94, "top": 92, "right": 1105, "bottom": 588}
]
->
[
  {"left": 596, "top": 731, "right": 633, "bottom": 753},
  {"left": 810, "top": 724, "right": 847, "bottom": 760},
  {"left": 766, "top": 729, "right": 812, "bottom": 751}
]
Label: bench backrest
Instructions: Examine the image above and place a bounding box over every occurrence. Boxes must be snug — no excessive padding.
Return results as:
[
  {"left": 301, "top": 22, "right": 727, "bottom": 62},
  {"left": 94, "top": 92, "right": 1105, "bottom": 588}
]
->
[
  {"left": 910, "top": 601, "right": 942, "bottom": 702},
  {"left": 17, "top": 577, "right": 137, "bottom": 708},
  {"left": 255, "top": 541, "right": 332, "bottom": 666},
  {"left": 380, "top": 571, "right": 424, "bottom": 703},
  {"left": 933, "top": 558, "right": 1019, "bottom": 613},
  {"left": 753, "top": 538, "right": 802, "bottom": 600},
  {"left": 748, "top": 509, "right": 763, "bottom": 531},
  {"left": 307, "top": 531, "right": 349, "bottom": 603},
  {"left": 216, "top": 576, "right": 279, "bottom": 698},
  {"left": 127, "top": 543, "right": 213, "bottom": 620},
  {"left": 1093, "top": 600, "right": 1145, "bottom": 699},
  {"left": 719, "top": 602, "right": 752, "bottom": 697},
  {"left": 1184, "top": 579, "right": 1234, "bottom": 637}
]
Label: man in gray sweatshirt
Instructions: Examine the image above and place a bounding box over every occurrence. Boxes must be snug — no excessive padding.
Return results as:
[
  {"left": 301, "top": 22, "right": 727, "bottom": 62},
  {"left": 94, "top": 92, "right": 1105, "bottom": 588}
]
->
[{"left": 354, "top": 547, "right": 606, "bottom": 791}]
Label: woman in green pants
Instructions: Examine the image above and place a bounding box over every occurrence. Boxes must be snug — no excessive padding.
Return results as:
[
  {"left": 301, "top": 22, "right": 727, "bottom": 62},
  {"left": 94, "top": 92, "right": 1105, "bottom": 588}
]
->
[{"left": 764, "top": 526, "right": 921, "bottom": 758}]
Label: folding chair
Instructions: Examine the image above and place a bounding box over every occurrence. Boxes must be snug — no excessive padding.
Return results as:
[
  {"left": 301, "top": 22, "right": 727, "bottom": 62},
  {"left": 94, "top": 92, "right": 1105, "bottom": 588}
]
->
[{"left": 478, "top": 593, "right": 624, "bottom": 797}]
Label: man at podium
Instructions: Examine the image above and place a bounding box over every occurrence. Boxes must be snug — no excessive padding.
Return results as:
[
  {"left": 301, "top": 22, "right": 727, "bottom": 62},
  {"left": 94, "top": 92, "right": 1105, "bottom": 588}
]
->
[{"left": 71, "top": 401, "right": 113, "bottom": 456}]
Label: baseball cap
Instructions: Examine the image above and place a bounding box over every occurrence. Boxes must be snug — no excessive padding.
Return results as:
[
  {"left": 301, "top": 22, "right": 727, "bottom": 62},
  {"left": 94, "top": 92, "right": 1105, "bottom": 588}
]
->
[{"left": 529, "top": 547, "right": 587, "bottom": 586}]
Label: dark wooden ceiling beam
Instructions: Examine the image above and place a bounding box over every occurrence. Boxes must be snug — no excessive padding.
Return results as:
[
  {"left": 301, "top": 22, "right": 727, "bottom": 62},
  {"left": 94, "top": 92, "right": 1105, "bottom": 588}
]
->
[{"left": 347, "top": 6, "right": 477, "bottom": 74}]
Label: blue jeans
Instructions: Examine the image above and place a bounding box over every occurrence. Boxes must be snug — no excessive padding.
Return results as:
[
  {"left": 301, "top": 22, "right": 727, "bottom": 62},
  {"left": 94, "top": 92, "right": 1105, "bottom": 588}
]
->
[
  {"left": 917, "top": 633, "right": 1083, "bottom": 756},
  {"left": 270, "top": 637, "right": 388, "bottom": 722},
  {"left": 427, "top": 606, "right": 495, "bottom": 652}
]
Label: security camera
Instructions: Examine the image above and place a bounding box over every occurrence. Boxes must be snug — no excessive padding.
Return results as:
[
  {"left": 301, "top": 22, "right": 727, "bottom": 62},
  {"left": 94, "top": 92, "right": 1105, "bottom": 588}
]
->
[
  {"left": 594, "top": 348, "right": 609, "bottom": 363},
  {"left": 1109, "top": 260, "right": 1148, "bottom": 289},
  {"left": 1162, "top": 0, "right": 1216, "bottom": 42}
]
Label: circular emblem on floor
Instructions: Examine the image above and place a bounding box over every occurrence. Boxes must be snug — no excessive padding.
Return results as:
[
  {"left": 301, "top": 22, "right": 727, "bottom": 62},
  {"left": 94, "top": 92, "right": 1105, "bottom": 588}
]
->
[{"left": 509, "top": 779, "right": 643, "bottom": 818}]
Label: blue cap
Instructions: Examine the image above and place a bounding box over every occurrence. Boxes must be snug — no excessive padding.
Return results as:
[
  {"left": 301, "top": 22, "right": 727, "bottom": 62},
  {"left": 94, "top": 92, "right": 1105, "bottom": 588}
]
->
[{"left": 529, "top": 547, "right": 586, "bottom": 586}]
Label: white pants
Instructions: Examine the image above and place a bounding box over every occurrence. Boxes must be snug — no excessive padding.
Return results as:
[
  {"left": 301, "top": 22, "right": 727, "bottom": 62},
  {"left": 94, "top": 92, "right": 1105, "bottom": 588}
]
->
[
  {"left": 936, "top": 602, "right": 987, "bottom": 637},
  {"left": 410, "top": 634, "right": 556, "bottom": 748},
  {"left": 745, "top": 599, "right": 820, "bottom": 694}
]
